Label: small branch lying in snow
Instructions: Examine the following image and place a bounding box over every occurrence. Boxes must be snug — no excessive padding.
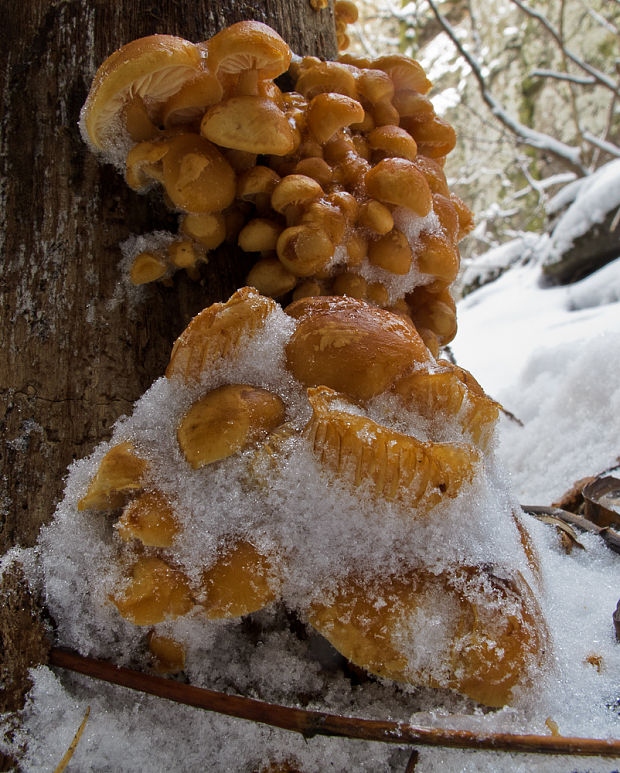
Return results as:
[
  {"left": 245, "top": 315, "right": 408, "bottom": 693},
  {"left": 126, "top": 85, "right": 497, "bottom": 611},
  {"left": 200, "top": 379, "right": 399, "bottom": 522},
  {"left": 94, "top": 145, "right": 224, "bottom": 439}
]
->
[
  {"left": 425, "top": 0, "right": 586, "bottom": 175},
  {"left": 530, "top": 69, "right": 596, "bottom": 86},
  {"left": 49, "top": 648, "right": 620, "bottom": 757},
  {"left": 522, "top": 505, "right": 620, "bottom": 555}
]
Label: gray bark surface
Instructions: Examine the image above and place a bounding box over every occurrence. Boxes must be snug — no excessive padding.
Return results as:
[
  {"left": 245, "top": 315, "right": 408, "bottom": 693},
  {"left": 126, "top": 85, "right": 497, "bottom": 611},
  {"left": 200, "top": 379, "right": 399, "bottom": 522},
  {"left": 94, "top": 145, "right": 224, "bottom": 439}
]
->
[{"left": 0, "top": 0, "right": 337, "bottom": 726}]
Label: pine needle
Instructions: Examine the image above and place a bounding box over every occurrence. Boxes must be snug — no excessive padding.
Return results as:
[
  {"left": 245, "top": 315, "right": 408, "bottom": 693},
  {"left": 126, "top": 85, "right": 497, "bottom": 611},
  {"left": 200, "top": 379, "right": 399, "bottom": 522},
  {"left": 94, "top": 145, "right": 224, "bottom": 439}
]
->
[{"left": 53, "top": 705, "right": 90, "bottom": 773}]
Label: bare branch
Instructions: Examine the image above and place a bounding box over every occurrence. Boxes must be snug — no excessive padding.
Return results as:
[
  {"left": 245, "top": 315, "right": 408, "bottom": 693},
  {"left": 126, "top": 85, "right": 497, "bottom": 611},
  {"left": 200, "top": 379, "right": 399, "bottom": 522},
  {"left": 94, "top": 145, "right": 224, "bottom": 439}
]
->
[
  {"left": 530, "top": 68, "right": 596, "bottom": 86},
  {"left": 558, "top": 0, "right": 584, "bottom": 150},
  {"left": 581, "top": 2, "right": 619, "bottom": 36},
  {"left": 50, "top": 648, "right": 620, "bottom": 757},
  {"left": 425, "top": 0, "right": 586, "bottom": 174},
  {"left": 509, "top": 0, "right": 620, "bottom": 98},
  {"left": 582, "top": 131, "right": 620, "bottom": 159}
]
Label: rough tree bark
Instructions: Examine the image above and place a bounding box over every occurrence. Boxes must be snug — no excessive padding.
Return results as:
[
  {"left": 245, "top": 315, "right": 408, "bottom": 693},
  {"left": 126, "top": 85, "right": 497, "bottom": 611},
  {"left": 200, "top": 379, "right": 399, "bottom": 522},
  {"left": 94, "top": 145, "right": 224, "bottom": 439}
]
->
[{"left": 0, "top": 0, "right": 338, "bottom": 732}]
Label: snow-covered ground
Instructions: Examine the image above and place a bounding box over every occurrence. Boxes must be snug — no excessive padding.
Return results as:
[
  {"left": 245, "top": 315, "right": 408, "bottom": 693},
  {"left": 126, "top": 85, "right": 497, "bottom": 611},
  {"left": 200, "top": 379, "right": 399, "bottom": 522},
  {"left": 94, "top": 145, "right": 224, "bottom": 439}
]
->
[{"left": 453, "top": 255, "right": 620, "bottom": 504}]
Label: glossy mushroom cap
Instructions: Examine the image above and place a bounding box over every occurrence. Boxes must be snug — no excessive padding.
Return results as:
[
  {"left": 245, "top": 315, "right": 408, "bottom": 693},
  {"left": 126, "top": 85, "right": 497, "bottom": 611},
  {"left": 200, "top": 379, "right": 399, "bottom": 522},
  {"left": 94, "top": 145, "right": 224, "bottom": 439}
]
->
[
  {"left": 206, "top": 20, "right": 292, "bottom": 95},
  {"left": 81, "top": 34, "right": 202, "bottom": 153},
  {"left": 285, "top": 295, "right": 432, "bottom": 401}
]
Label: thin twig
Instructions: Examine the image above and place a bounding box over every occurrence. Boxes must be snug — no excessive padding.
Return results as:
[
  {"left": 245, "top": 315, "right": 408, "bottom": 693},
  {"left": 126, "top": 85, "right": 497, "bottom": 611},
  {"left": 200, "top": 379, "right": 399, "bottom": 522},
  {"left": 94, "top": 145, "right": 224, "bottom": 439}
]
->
[
  {"left": 49, "top": 648, "right": 620, "bottom": 758},
  {"left": 521, "top": 505, "right": 620, "bottom": 555},
  {"left": 53, "top": 706, "right": 90, "bottom": 773},
  {"left": 530, "top": 69, "right": 596, "bottom": 86},
  {"left": 405, "top": 748, "right": 420, "bottom": 771}
]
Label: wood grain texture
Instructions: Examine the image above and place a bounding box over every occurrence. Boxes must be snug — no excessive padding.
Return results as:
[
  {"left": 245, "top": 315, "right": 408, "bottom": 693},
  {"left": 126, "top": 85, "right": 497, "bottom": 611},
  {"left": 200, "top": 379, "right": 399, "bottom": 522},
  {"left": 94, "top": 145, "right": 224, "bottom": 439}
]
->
[{"left": 0, "top": 0, "right": 337, "bottom": 720}]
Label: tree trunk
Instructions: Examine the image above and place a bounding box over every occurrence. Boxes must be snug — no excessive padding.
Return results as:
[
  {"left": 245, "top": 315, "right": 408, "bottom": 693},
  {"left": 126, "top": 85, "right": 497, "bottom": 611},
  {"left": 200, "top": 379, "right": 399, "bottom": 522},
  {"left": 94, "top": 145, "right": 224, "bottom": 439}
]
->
[{"left": 0, "top": 0, "right": 337, "bottom": 724}]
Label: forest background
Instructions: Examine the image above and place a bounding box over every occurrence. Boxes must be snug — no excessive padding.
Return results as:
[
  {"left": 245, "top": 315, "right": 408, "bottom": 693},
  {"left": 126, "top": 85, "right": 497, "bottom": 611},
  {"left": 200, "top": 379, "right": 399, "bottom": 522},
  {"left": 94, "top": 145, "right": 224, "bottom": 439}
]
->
[{"left": 349, "top": 0, "right": 619, "bottom": 283}]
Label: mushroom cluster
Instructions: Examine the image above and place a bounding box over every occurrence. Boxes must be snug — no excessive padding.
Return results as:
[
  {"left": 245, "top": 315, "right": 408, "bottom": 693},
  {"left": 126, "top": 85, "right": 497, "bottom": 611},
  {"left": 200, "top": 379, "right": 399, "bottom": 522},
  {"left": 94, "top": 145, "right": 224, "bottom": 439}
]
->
[
  {"left": 80, "top": 21, "right": 473, "bottom": 356},
  {"left": 73, "top": 288, "right": 548, "bottom": 708}
]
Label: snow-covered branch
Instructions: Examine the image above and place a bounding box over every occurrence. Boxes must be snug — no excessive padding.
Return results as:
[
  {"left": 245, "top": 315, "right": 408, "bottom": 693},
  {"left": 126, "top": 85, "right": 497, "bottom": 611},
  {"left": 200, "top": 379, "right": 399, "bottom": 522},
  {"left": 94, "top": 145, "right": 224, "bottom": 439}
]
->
[
  {"left": 530, "top": 68, "right": 596, "bottom": 86},
  {"left": 583, "top": 131, "right": 620, "bottom": 159},
  {"left": 426, "top": 0, "right": 586, "bottom": 174},
  {"left": 509, "top": 0, "right": 620, "bottom": 99}
]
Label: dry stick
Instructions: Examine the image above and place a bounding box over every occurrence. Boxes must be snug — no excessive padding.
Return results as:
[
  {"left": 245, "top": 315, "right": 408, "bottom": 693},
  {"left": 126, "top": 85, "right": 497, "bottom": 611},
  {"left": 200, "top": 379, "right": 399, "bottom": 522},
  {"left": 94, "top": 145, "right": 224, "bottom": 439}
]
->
[
  {"left": 53, "top": 705, "right": 90, "bottom": 773},
  {"left": 49, "top": 648, "right": 620, "bottom": 758},
  {"left": 522, "top": 505, "right": 620, "bottom": 555}
]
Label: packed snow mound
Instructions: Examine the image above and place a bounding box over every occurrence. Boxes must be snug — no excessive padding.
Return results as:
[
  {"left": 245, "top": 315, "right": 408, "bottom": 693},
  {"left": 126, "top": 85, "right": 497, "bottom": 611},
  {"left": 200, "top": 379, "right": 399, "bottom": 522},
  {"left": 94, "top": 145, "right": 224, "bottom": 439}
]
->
[{"left": 543, "top": 158, "right": 620, "bottom": 267}]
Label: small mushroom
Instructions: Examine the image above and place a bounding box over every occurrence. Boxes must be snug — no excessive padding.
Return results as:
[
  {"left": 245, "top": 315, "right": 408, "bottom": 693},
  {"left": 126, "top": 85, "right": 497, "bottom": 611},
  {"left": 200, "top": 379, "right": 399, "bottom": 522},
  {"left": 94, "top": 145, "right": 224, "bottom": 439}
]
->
[
  {"left": 416, "top": 231, "right": 460, "bottom": 285},
  {"left": 293, "top": 157, "right": 333, "bottom": 188},
  {"left": 357, "top": 199, "right": 394, "bottom": 235},
  {"left": 130, "top": 251, "right": 168, "bottom": 285},
  {"left": 450, "top": 193, "right": 475, "bottom": 240},
  {"left": 432, "top": 193, "right": 460, "bottom": 243},
  {"left": 291, "top": 279, "right": 324, "bottom": 301},
  {"left": 111, "top": 556, "right": 193, "bottom": 626},
  {"left": 206, "top": 21, "right": 292, "bottom": 96},
  {"left": 368, "top": 229, "right": 413, "bottom": 274},
  {"left": 116, "top": 490, "right": 179, "bottom": 547},
  {"left": 166, "top": 288, "right": 277, "bottom": 384},
  {"left": 368, "top": 125, "right": 418, "bottom": 161},
  {"left": 180, "top": 212, "right": 226, "bottom": 249},
  {"left": 285, "top": 295, "right": 431, "bottom": 401},
  {"left": 80, "top": 34, "right": 203, "bottom": 153},
  {"left": 162, "top": 133, "right": 236, "bottom": 213},
  {"left": 177, "top": 384, "right": 286, "bottom": 468},
  {"left": 148, "top": 632, "right": 186, "bottom": 674},
  {"left": 78, "top": 442, "right": 148, "bottom": 511},
  {"left": 301, "top": 201, "right": 346, "bottom": 244},
  {"left": 331, "top": 272, "right": 367, "bottom": 300},
  {"left": 345, "top": 231, "right": 368, "bottom": 265},
  {"left": 276, "top": 224, "right": 334, "bottom": 277},
  {"left": 392, "top": 90, "right": 435, "bottom": 120},
  {"left": 201, "top": 540, "right": 279, "bottom": 619},
  {"left": 365, "top": 281, "right": 390, "bottom": 307},
  {"left": 271, "top": 174, "right": 324, "bottom": 220},
  {"left": 365, "top": 157, "right": 432, "bottom": 216},
  {"left": 412, "top": 156, "right": 450, "bottom": 196},
  {"left": 356, "top": 68, "right": 395, "bottom": 106},
  {"left": 373, "top": 54, "right": 432, "bottom": 95},
  {"left": 201, "top": 96, "right": 298, "bottom": 156},
  {"left": 371, "top": 100, "right": 401, "bottom": 127},
  {"left": 407, "top": 285, "right": 458, "bottom": 347},
  {"left": 294, "top": 60, "right": 358, "bottom": 100},
  {"left": 168, "top": 240, "right": 204, "bottom": 271},
  {"left": 237, "top": 165, "right": 281, "bottom": 214},
  {"left": 403, "top": 115, "right": 457, "bottom": 158},
  {"left": 246, "top": 257, "right": 297, "bottom": 298},
  {"left": 125, "top": 139, "right": 171, "bottom": 191},
  {"left": 307, "top": 93, "right": 365, "bottom": 144},
  {"left": 162, "top": 69, "right": 223, "bottom": 128},
  {"left": 238, "top": 218, "right": 283, "bottom": 254}
]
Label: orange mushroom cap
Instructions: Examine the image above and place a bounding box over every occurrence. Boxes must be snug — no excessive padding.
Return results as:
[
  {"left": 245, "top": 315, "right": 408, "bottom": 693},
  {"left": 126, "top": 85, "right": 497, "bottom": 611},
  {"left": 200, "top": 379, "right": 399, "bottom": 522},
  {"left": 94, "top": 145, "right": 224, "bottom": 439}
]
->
[
  {"left": 373, "top": 54, "right": 432, "bottom": 95},
  {"left": 81, "top": 34, "right": 202, "bottom": 153},
  {"left": 307, "top": 93, "right": 365, "bottom": 145},
  {"left": 162, "top": 134, "right": 236, "bottom": 213},
  {"left": 206, "top": 21, "right": 292, "bottom": 84},
  {"left": 365, "top": 157, "right": 432, "bottom": 216},
  {"left": 201, "top": 96, "right": 297, "bottom": 155}
]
